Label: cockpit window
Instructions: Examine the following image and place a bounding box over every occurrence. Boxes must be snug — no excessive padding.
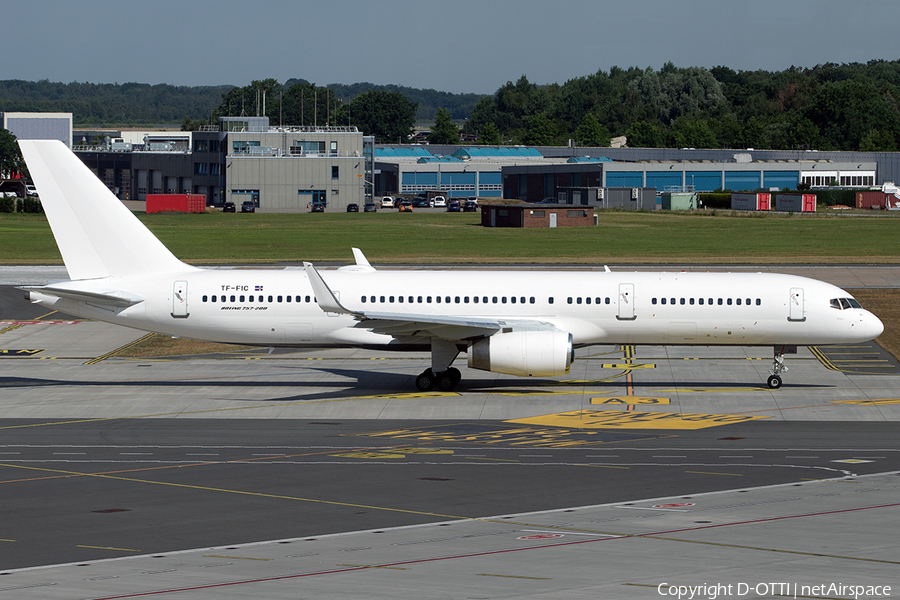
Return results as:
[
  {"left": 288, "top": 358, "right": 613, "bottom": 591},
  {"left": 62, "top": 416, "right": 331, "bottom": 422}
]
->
[{"left": 831, "top": 297, "right": 863, "bottom": 310}]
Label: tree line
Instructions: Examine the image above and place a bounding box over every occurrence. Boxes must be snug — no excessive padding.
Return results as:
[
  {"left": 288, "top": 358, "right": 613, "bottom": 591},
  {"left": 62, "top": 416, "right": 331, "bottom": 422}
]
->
[{"left": 4, "top": 59, "right": 900, "bottom": 150}]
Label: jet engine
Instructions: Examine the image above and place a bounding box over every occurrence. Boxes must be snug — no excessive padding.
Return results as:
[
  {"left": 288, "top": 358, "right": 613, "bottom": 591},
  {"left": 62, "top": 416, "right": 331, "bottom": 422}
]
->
[{"left": 468, "top": 330, "right": 573, "bottom": 377}]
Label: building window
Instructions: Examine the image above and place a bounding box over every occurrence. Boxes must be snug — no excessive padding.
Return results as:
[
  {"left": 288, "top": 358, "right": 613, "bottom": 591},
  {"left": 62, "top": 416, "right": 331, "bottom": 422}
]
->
[
  {"left": 194, "top": 162, "right": 208, "bottom": 175},
  {"left": 332, "top": 166, "right": 339, "bottom": 179}
]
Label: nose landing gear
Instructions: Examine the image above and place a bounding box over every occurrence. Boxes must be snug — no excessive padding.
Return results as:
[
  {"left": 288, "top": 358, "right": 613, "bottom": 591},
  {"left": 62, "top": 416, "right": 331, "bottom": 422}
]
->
[{"left": 767, "top": 345, "right": 795, "bottom": 389}]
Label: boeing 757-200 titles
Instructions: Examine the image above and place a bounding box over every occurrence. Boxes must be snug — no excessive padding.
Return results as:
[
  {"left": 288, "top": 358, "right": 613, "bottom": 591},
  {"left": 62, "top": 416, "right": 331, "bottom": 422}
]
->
[{"left": 18, "top": 140, "right": 883, "bottom": 390}]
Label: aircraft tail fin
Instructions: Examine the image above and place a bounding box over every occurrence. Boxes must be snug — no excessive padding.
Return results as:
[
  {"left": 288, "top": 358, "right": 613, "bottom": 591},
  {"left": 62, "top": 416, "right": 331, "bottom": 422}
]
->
[{"left": 18, "top": 140, "right": 194, "bottom": 280}]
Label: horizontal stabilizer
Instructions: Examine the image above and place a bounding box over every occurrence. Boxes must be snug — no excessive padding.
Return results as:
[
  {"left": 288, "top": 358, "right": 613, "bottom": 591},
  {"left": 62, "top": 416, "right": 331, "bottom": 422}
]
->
[{"left": 20, "top": 285, "right": 144, "bottom": 308}]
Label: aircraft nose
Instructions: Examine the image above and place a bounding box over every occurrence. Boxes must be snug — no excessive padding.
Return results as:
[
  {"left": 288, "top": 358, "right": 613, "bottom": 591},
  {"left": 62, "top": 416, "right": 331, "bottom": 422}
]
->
[{"left": 868, "top": 311, "right": 884, "bottom": 340}]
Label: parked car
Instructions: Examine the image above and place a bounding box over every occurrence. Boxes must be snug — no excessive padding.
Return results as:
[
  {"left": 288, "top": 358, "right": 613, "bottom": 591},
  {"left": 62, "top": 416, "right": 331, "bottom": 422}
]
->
[
  {"left": 25, "top": 185, "right": 38, "bottom": 197},
  {"left": 463, "top": 200, "right": 478, "bottom": 212},
  {"left": 311, "top": 202, "right": 325, "bottom": 212},
  {"left": 398, "top": 200, "right": 413, "bottom": 212},
  {"left": 381, "top": 196, "right": 394, "bottom": 208},
  {"left": 241, "top": 201, "right": 255, "bottom": 213},
  {"left": 363, "top": 203, "right": 377, "bottom": 212},
  {"left": 222, "top": 202, "right": 236, "bottom": 212},
  {"left": 346, "top": 203, "right": 359, "bottom": 212},
  {"left": 432, "top": 195, "right": 447, "bottom": 208},
  {"left": 413, "top": 196, "right": 431, "bottom": 208},
  {"left": 447, "top": 200, "right": 461, "bottom": 212}
]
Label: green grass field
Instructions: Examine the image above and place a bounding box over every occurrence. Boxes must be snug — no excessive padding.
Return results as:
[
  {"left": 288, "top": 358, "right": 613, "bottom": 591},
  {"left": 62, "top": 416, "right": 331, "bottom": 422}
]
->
[{"left": 2, "top": 209, "right": 899, "bottom": 265}]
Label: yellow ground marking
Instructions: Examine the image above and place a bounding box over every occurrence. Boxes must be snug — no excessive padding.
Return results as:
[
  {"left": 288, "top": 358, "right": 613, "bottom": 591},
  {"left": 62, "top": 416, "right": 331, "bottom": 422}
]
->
[
  {"left": 591, "top": 396, "right": 670, "bottom": 405},
  {"left": 76, "top": 545, "right": 141, "bottom": 552},
  {"left": 391, "top": 448, "right": 454, "bottom": 454},
  {"left": 204, "top": 554, "right": 272, "bottom": 561},
  {"left": 0, "top": 462, "right": 468, "bottom": 520},
  {"left": 331, "top": 452, "right": 406, "bottom": 459},
  {"left": 832, "top": 398, "right": 900, "bottom": 405},
  {"left": 0, "top": 538, "right": 14, "bottom": 542},
  {"left": 508, "top": 409, "right": 768, "bottom": 430},
  {"left": 84, "top": 333, "right": 157, "bottom": 365},
  {"left": 600, "top": 363, "right": 655, "bottom": 369},
  {"left": 832, "top": 459, "right": 874, "bottom": 464},
  {"left": 0, "top": 392, "right": 459, "bottom": 431},
  {"left": 684, "top": 470, "right": 743, "bottom": 476},
  {"left": 0, "top": 349, "right": 45, "bottom": 356},
  {"left": 492, "top": 390, "right": 597, "bottom": 397}
]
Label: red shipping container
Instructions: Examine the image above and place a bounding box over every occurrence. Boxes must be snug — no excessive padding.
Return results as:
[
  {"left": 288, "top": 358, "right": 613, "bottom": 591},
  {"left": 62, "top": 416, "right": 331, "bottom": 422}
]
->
[
  {"left": 856, "top": 191, "right": 889, "bottom": 209},
  {"left": 146, "top": 194, "right": 206, "bottom": 214}
]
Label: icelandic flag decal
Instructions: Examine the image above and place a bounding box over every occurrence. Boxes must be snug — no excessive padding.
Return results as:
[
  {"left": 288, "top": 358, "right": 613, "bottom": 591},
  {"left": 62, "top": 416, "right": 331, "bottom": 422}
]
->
[{"left": 255, "top": 285, "right": 264, "bottom": 291}]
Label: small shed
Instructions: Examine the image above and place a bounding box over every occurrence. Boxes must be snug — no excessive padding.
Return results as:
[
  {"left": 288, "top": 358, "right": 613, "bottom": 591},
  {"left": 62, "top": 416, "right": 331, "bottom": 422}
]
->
[
  {"left": 660, "top": 192, "right": 698, "bottom": 210},
  {"left": 481, "top": 204, "right": 594, "bottom": 228}
]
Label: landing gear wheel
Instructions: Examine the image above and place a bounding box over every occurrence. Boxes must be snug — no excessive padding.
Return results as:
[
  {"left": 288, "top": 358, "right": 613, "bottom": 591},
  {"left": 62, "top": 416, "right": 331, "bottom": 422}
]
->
[
  {"left": 767, "top": 375, "right": 783, "bottom": 390},
  {"left": 436, "top": 370, "right": 457, "bottom": 391},
  {"left": 415, "top": 369, "right": 435, "bottom": 391},
  {"left": 446, "top": 367, "right": 461, "bottom": 387}
]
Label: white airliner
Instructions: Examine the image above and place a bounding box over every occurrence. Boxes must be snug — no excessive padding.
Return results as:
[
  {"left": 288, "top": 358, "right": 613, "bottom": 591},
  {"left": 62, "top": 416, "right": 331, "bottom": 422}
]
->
[{"left": 18, "top": 140, "right": 884, "bottom": 391}]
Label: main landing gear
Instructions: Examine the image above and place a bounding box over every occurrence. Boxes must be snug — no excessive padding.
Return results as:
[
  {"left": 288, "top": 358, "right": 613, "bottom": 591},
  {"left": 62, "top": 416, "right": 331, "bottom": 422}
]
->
[
  {"left": 415, "top": 338, "right": 462, "bottom": 391},
  {"left": 416, "top": 367, "right": 462, "bottom": 391},
  {"left": 767, "top": 346, "right": 794, "bottom": 389}
]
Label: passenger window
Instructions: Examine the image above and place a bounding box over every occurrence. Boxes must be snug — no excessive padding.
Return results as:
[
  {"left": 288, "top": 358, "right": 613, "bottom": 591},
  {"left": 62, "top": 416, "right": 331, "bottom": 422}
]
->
[
  {"left": 305, "top": 296, "right": 311, "bottom": 303},
  {"left": 436, "top": 296, "right": 441, "bottom": 303},
  {"left": 586, "top": 297, "right": 591, "bottom": 305},
  {"left": 427, "top": 296, "right": 432, "bottom": 303},
  {"left": 502, "top": 297, "right": 507, "bottom": 304},
  {"left": 756, "top": 299, "right": 761, "bottom": 306},
  {"left": 473, "top": 296, "right": 479, "bottom": 303},
  {"left": 464, "top": 296, "right": 469, "bottom": 303},
  {"left": 567, "top": 297, "right": 573, "bottom": 304},
  {"left": 240, "top": 295, "right": 245, "bottom": 302},
  {"left": 652, "top": 298, "right": 657, "bottom": 305},
  {"left": 680, "top": 298, "right": 685, "bottom": 305},
  {"left": 689, "top": 298, "right": 694, "bottom": 305},
  {"left": 530, "top": 297, "right": 535, "bottom": 304},
  {"left": 670, "top": 298, "right": 675, "bottom": 305},
  {"left": 221, "top": 295, "right": 227, "bottom": 302},
  {"left": 699, "top": 298, "right": 704, "bottom": 305},
  {"left": 493, "top": 297, "right": 498, "bottom": 303},
  {"left": 511, "top": 296, "right": 517, "bottom": 304},
  {"left": 202, "top": 295, "right": 208, "bottom": 302},
  {"left": 418, "top": 296, "right": 423, "bottom": 303},
  {"left": 483, "top": 296, "right": 488, "bottom": 303},
  {"left": 445, "top": 296, "right": 451, "bottom": 303},
  {"left": 277, "top": 296, "right": 282, "bottom": 303},
  {"left": 746, "top": 298, "right": 751, "bottom": 305},
  {"left": 576, "top": 297, "right": 581, "bottom": 305},
  {"left": 398, "top": 296, "right": 404, "bottom": 303},
  {"left": 296, "top": 296, "right": 301, "bottom": 302},
  {"left": 717, "top": 298, "right": 723, "bottom": 305},
  {"left": 736, "top": 298, "right": 742, "bottom": 305},
  {"left": 605, "top": 297, "right": 610, "bottom": 305},
  {"left": 661, "top": 298, "right": 666, "bottom": 305},
  {"left": 361, "top": 296, "right": 366, "bottom": 303},
  {"left": 455, "top": 296, "right": 460, "bottom": 303},
  {"left": 727, "top": 298, "right": 732, "bottom": 306},
  {"left": 380, "top": 296, "right": 385, "bottom": 303},
  {"left": 389, "top": 296, "right": 394, "bottom": 303},
  {"left": 229, "top": 295, "right": 235, "bottom": 302},
  {"left": 286, "top": 295, "right": 291, "bottom": 303},
  {"left": 520, "top": 297, "right": 526, "bottom": 304},
  {"left": 249, "top": 295, "right": 254, "bottom": 302},
  {"left": 211, "top": 295, "right": 216, "bottom": 302},
  {"left": 549, "top": 297, "right": 554, "bottom": 304}
]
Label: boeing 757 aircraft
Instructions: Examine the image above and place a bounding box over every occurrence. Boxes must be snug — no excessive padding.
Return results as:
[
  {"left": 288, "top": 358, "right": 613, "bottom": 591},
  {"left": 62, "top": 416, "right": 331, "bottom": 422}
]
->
[{"left": 18, "top": 140, "right": 883, "bottom": 391}]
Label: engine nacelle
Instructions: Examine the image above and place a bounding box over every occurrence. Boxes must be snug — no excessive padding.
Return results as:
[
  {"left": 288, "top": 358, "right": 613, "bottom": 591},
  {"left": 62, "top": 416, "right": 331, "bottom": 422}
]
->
[{"left": 468, "top": 330, "right": 573, "bottom": 377}]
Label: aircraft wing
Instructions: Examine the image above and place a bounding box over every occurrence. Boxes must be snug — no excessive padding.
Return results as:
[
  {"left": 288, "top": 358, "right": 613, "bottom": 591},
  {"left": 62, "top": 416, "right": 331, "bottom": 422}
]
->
[
  {"left": 304, "top": 262, "right": 558, "bottom": 340},
  {"left": 20, "top": 285, "right": 144, "bottom": 309}
]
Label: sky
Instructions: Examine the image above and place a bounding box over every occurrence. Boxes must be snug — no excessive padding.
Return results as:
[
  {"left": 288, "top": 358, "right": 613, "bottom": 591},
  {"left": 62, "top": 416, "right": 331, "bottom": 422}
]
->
[{"left": 5, "top": 0, "right": 899, "bottom": 94}]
